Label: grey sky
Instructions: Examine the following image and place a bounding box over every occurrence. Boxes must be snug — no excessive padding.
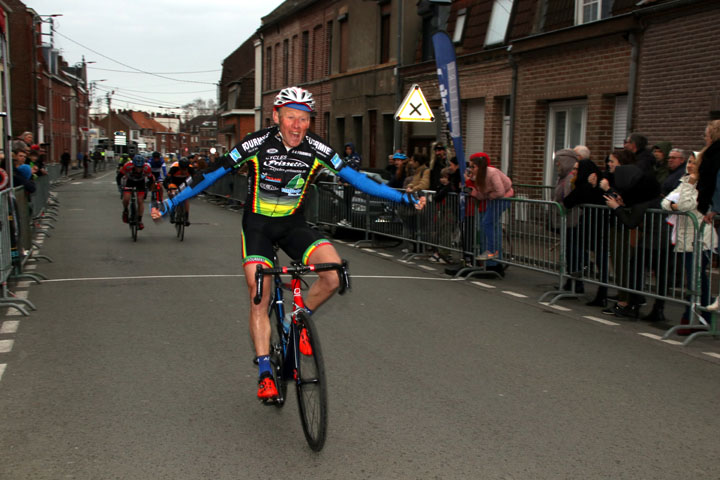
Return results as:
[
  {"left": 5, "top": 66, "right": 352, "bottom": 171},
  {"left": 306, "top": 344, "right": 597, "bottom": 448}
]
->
[{"left": 28, "top": 0, "right": 284, "bottom": 114}]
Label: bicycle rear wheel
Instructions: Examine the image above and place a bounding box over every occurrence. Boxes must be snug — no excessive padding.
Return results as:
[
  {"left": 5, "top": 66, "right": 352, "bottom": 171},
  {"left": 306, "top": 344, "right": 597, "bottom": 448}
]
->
[
  {"left": 175, "top": 204, "right": 185, "bottom": 241},
  {"left": 294, "top": 310, "right": 327, "bottom": 451}
]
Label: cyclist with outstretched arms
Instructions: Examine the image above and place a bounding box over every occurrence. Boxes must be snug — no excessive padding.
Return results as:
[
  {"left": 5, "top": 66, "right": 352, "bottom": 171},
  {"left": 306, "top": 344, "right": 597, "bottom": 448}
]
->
[{"left": 151, "top": 86, "right": 425, "bottom": 400}]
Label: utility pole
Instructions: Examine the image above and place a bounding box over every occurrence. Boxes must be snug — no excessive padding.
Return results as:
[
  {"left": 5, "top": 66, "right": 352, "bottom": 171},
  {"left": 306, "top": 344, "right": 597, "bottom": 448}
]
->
[{"left": 106, "top": 90, "right": 114, "bottom": 158}]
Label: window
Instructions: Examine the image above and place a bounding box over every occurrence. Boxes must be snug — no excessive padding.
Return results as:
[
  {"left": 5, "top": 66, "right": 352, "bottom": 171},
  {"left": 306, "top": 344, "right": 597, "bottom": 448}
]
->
[
  {"left": 465, "top": 99, "right": 485, "bottom": 158},
  {"left": 312, "top": 25, "right": 323, "bottom": 80},
  {"left": 326, "top": 21, "right": 333, "bottom": 75},
  {"left": 545, "top": 101, "right": 587, "bottom": 185},
  {"left": 575, "top": 0, "right": 607, "bottom": 25},
  {"left": 379, "top": 4, "right": 391, "bottom": 64},
  {"left": 265, "top": 46, "right": 272, "bottom": 89},
  {"left": 301, "top": 31, "right": 309, "bottom": 82},
  {"left": 453, "top": 8, "right": 467, "bottom": 45},
  {"left": 283, "top": 39, "right": 289, "bottom": 85},
  {"left": 339, "top": 15, "right": 349, "bottom": 73},
  {"left": 612, "top": 95, "right": 628, "bottom": 148},
  {"left": 421, "top": 15, "right": 434, "bottom": 61},
  {"left": 485, "top": 0, "right": 514, "bottom": 46}
]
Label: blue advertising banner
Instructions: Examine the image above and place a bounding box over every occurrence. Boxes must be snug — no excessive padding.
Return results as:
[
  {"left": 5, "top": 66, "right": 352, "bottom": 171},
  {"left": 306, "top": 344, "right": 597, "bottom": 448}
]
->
[{"left": 432, "top": 30, "right": 466, "bottom": 177}]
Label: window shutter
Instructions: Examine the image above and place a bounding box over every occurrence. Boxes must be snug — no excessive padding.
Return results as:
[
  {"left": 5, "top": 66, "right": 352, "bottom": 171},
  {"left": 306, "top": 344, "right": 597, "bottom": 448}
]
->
[
  {"left": 465, "top": 99, "right": 485, "bottom": 157},
  {"left": 612, "top": 95, "right": 628, "bottom": 148}
]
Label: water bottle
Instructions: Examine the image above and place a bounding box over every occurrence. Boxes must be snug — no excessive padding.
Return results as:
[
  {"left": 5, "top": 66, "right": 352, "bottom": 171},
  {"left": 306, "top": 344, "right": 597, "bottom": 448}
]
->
[{"left": 282, "top": 312, "right": 292, "bottom": 336}]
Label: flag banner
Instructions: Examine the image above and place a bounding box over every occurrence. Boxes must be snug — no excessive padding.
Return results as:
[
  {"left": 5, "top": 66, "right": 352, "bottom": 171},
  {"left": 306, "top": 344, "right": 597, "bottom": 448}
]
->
[{"left": 432, "top": 31, "right": 466, "bottom": 176}]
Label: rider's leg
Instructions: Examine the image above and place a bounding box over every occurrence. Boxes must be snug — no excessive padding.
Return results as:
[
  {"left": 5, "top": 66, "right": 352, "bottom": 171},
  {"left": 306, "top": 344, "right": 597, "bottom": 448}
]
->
[
  {"left": 137, "top": 193, "right": 146, "bottom": 218},
  {"left": 121, "top": 191, "right": 130, "bottom": 209},
  {"left": 244, "top": 261, "right": 273, "bottom": 358},
  {"left": 304, "top": 243, "right": 341, "bottom": 312}
]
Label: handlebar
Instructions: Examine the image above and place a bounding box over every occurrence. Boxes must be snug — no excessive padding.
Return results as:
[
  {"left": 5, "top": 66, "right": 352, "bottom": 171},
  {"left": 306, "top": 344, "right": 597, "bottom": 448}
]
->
[{"left": 253, "top": 260, "right": 351, "bottom": 305}]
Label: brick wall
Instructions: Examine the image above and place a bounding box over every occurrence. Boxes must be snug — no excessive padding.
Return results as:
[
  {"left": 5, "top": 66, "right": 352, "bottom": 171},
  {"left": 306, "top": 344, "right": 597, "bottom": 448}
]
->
[
  {"left": 512, "top": 37, "right": 631, "bottom": 184},
  {"left": 634, "top": 6, "right": 720, "bottom": 151}
]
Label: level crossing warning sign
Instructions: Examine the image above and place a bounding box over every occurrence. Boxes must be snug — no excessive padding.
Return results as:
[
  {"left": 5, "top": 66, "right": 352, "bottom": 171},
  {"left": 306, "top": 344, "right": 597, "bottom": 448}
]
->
[{"left": 395, "top": 84, "right": 434, "bottom": 122}]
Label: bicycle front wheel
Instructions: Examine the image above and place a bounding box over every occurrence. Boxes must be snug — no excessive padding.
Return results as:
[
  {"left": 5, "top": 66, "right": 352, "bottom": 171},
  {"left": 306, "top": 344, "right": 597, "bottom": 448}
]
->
[
  {"left": 294, "top": 310, "right": 327, "bottom": 451},
  {"left": 130, "top": 201, "right": 138, "bottom": 242}
]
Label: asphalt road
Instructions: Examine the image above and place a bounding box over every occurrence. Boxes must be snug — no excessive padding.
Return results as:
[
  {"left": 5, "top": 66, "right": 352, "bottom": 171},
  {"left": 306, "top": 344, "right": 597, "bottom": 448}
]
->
[{"left": 0, "top": 172, "right": 718, "bottom": 479}]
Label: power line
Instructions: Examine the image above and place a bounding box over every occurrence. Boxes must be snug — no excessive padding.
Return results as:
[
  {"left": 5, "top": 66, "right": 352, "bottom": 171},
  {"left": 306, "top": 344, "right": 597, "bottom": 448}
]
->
[
  {"left": 52, "top": 28, "right": 218, "bottom": 85},
  {"left": 89, "top": 66, "right": 221, "bottom": 75}
]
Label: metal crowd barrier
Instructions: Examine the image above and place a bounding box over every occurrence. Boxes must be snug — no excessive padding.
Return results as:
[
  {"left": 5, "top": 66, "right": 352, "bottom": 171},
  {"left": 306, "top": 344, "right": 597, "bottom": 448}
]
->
[
  {"left": 306, "top": 180, "right": 719, "bottom": 346},
  {"left": 203, "top": 171, "right": 247, "bottom": 208}
]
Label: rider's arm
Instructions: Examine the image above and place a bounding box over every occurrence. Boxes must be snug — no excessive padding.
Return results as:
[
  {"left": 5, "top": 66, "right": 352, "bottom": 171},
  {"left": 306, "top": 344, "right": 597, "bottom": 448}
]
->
[
  {"left": 337, "top": 165, "right": 417, "bottom": 205},
  {"left": 156, "top": 165, "right": 231, "bottom": 215}
]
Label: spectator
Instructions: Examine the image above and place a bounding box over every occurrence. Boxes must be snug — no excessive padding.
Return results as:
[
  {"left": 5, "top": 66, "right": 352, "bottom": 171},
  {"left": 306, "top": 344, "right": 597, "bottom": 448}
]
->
[
  {"left": 405, "top": 154, "right": 430, "bottom": 193},
  {"left": 661, "top": 153, "right": 716, "bottom": 332},
  {"left": 388, "top": 152, "right": 408, "bottom": 189},
  {"left": 11, "top": 150, "right": 36, "bottom": 194},
  {"left": 60, "top": 149, "right": 71, "bottom": 177},
  {"left": 26, "top": 147, "right": 47, "bottom": 177},
  {"left": 429, "top": 166, "right": 457, "bottom": 264},
  {"left": 563, "top": 158, "right": 609, "bottom": 307},
  {"left": 465, "top": 152, "right": 513, "bottom": 270},
  {"left": 448, "top": 156, "right": 461, "bottom": 193},
  {"left": 696, "top": 119, "right": 720, "bottom": 219},
  {"left": 573, "top": 145, "right": 591, "bottom": 161},
  {"left": 652, "top": 141, "right": 672, "bottom": 184},
  {"left": 12, "top": 131, "right": 32, "bottom": 153},
  {"left": 92, "top": 149, "right": 103, "bottom": 172},
  {"left": 338, "top": 143, "right": 362, "bottom": 227},
  {"left": 662, "top": 148, "right": 688, "bottom": 196},
  {"left": 553, "top": 148, "right": 584, "bottom": 293},
  {"left": 624, "top": 133, "right": 655, "bottom": 174},
  {"left": 429, "top": 143, "right": 448, "bottom": 191},
  {"left": 601, "top": 165, "right": 661, "bottom": 318},
  {"left": 83, "top": 152, "right": 91, "bottom": 178}
]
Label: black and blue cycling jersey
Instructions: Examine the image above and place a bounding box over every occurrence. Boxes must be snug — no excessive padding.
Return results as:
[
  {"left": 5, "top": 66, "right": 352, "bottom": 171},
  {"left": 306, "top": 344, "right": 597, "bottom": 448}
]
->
[{"left": 159, "top": 125, "right": 415, "bottom": 217}]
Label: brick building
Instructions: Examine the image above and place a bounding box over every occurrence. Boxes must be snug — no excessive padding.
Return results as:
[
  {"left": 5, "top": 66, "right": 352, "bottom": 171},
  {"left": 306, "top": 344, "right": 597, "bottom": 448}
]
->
[
  {"left": 257, "top": 0, "right": 422, "bottom": 169},
  {"left": 217, "top": 36, "right": 256, "bottom": 154},
  {"left": 181, "top": 114, "right": 217, "bottom": 155},
  {"left": 5, "top": 0, "right": 90, "bottom": 164}
]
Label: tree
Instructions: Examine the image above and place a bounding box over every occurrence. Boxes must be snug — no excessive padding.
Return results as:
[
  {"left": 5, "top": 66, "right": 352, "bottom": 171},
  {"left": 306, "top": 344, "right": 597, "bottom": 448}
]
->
[{"left": 181, "top": 98, "right": 217, "bottom": 121}]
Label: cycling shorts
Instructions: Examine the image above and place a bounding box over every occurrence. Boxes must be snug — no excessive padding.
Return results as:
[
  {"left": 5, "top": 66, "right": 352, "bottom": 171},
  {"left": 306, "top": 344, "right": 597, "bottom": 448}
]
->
[
  {"left": 241, "top": 211, "right": 331, "bottom": 268},
  {"left": 123, "top": 178, "right": 148, "bottom": 195}
]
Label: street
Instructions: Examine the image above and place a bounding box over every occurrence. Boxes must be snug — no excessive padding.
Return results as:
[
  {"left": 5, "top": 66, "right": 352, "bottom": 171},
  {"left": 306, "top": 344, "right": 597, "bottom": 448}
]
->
[{"left": 0, "top": 173, "right": 718, "bottom": 480}]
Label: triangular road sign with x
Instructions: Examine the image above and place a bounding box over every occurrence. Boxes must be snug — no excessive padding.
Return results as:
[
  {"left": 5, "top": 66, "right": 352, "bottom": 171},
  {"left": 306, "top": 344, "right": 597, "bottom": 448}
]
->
[{"left": 395, "top": 84, "right": 434, "bottom": 122}]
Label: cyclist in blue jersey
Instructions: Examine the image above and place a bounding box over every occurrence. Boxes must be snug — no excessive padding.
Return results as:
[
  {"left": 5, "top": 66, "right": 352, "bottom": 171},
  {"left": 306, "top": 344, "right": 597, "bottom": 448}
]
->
[{"left": 152, "top": 86, "right": 425, "bottom": 400}]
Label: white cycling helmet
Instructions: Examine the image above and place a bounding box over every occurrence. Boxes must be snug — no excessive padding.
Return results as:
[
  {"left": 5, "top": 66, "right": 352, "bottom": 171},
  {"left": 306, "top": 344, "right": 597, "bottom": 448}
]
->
[{"left": 273, "top": 86, "right": 315, "bottom": 112}]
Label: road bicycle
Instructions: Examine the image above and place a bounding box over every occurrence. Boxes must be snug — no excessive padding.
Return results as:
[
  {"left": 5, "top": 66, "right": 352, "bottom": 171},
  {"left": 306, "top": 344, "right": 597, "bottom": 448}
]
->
[
  {"left": 167, "top": 187, "right": 188, "bottom": 241},
  {"left": 253, "top": 248, "right": 350, "bottom": 451},
  {"left": 125, "top": 187, "right": 139, "bottom": 242}
]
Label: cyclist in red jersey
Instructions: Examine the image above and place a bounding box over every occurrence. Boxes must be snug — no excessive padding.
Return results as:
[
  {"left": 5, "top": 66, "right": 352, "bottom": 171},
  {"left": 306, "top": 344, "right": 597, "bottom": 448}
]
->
[{"left": 117, "top": 155, "right": 155, "bottom": 230}]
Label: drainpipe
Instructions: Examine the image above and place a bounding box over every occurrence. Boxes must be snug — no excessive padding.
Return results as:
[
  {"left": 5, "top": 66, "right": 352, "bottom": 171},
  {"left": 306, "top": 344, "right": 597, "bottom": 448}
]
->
[
  {"left": 626, "top": 31, "right": 638, "bottom": 135},
  {"left": 508, "top": 50, "right": 517, "bottom": 178},
  {"left": 393, "top": 0, "right": 404, "bottom": 152}
]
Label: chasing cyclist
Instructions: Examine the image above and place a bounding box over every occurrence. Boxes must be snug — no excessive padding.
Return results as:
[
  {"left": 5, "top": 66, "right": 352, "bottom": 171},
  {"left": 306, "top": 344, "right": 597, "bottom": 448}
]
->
[
  {"left": 152, "top": 86, "right": 425, "bottom": 400},
  {"left": 163, "top": 157, "right": 195, "bottom": 226},
  {"left": 118, "top": 154, "right": 155, "bottom": 230}
]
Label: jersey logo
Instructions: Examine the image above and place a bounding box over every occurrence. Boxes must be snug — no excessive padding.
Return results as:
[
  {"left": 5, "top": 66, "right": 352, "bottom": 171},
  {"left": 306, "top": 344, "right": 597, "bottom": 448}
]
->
[
  {"left": 266, "top": 148, "right": 279, "bottom": 154},
  {"left": 261, "top": 174, "right": 282, "bottom": 183},
  {"left": 281, "top": 174, "right": 305, "bottom": 196},
  {"left": 306, "top": 136, "right": 332, "bottom": 156},
  {"left": 229, "top": 148, "right": 241, "bottom": 163},
  {"left": 330, "top": 153, "right": 343, "bottom": 170}
]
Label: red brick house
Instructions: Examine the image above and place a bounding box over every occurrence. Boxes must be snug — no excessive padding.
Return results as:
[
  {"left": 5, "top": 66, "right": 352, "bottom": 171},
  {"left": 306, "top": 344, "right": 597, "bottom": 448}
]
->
[{"left": 217, "top": 36, "right": 256, "bottom": 154}]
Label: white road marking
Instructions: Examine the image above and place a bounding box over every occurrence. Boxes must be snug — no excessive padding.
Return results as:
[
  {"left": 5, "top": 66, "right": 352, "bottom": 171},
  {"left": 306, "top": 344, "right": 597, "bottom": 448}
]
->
[
  {"left": 502, "top": 290, "right": 528, "bottom": 298},
  {"left": 583, "top": 315, "right": 620, "bottom": 326},
  {"left": 472, "top": 281, "right": 496, "bottom": 289},
  {"left": 14, "top": 291, "right": 28, "bottom": 299},
  {"left": 0, "top": 321, "right": 18, "bottom": 334},
  {"left": 703, "top": 352, "right": 720, "bottom": 360},
  {"left": 377, "top": 253, "right": 393, "bottom": 257},
  {"left": 0, "top": 364, "right": 5, "bottom": 382},
  {"left": 638, "top": 333, "right": 684, "bottom": 345},
  {"left": 43, "top": 274, "right": 469, "bottom": 283},
  {"left": 71, "top": 182, "right": 82, "bottom": 185},
  {"left": 25, "top": 264, "right": 36, "bottom": 271},
  {"left": 418, "top": 265, "right": 435, "bottom": 271},
  {"left": 539, "top": 302, "right": 571, "bottom": 312},
  {"left": 0, "top": 339, "right": 14, "bottom": 353},
  {"left": 5, "top": 309, "right": 21, "bottom": 317},
  {"left": 16, "top": 281, "right": 31, "bottom": 288},
  {"left": 363, "top": 248, "right": 376, "bottom": 253}
]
